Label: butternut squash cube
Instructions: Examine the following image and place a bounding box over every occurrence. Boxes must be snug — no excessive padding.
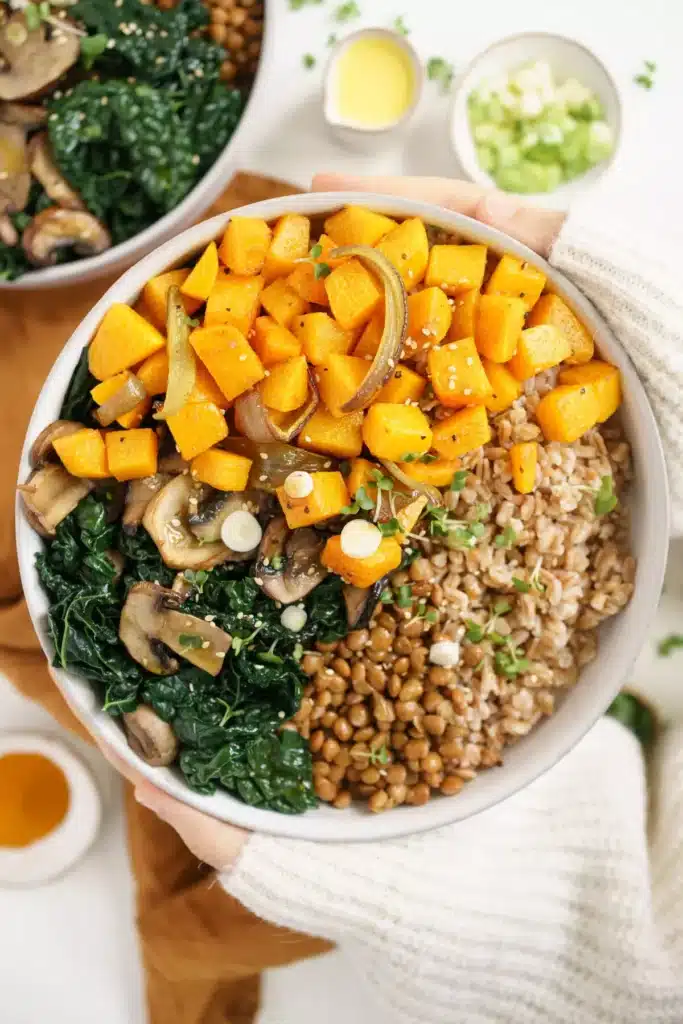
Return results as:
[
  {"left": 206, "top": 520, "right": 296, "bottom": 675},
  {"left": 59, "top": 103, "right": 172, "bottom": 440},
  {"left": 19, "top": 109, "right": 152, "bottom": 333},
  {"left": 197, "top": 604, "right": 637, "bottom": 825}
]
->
[
  {"left": 276, "top": 471, "right": 349, "bottom": 528},
  {"left": 132, "top": 296, "right": 156, "bottom": 326},
  {"left": 251, "top": 316, "right": 302, "bottom": 366},
  {"left": 316, "top": 354, "right": 367, "bottom": 417},
  {"left": 528, "top": 293, "right": 594, "bottom": 364},
  {"left": 191, "top": 363, "right": 231, "bottom": 409},
  {"left": 181, "top": 242, "right": 219, "bottom": 302},
  {"left": 432, "top": 405, "right": 492, "bottom": 459},
  {"left": 482, "top": 359, "right": 523, "bottom": 414},
  {"left": 406, "top": 287, "right": 452, "bottom": 353},
  {"left": 204, "top": 271, "right": 263, "bottom": 335},
  {"left": 260, "top": 277, "right": 309, "bottom": 328},
  {"left": 397, "top": 458, "right": 461, "bottom": 488},
  {"left": 510, "top": 441, "right": 538, "bottom": 494},
  {"left": 507, "top": 325, "right": 572, "bottom": 381},
  {"left": 105, "top": 428, "right": 158, "bottom": 482},
  {"left": 299, "top": 407, "right": 364, "bottom": 458},
  {"left": 425, "top": 244, "right": 487, "bottom": 295},
  {"left": 324, "top": 206, "right": 396, "bottom": 247},
  {"left": 263, "top": 214, "right": 310, "bottom": 280},
  {"left": 89, "top": 304, "right": 166, "bottom": 381},
  {"left": 353, "top": 310, "right": 384, "bottom": 360},
  {"left": 485, "top": 254, "right": 546, "bottom": 312},
  {"left": 449, "top": 289, "right": 479, "bottom": 341},
  {"left": 322, "top": 534, "right": 402, "bottom": 589},
  {"left": 535, "top": 384, "right": 600, "bottom": 443},
  {"left": 347, "top": 457, "right": 379, "bottom": 500},
  {"left": 91, "top": 371, "right": 151, "bottom": 429},
  {"left": 285, "top": 233, "right": 342, "bottom": 306},
  {"left": 53, "top": 428, "right": 109, "bottom": 479},
  {"left": 167, "top": 402, "right": 228, "bottom": 461},
  {"left": 190, "top": 325, "right": 265, "bottom": 403},
  {"left": 325, "top": 257, "right": 383, "bottom": 331},
  {"left": 428, "top": 338, "right": 492, "bottom": 407},
  {"left": 142, "top": 269, "right": 203, "bottom": 329},
  {"left": 363, "top": 404, "right": 432, "bottom": 461},
  {"left": 219, "top": 217, "right": 272, "bottom": 276},
  {"left": 376, "top": 218, "right": 429, "bottom": 286},
  {"left": 260, "top": 355, "right": 309, "bottom": 412},
  {"left": 133, "top": 350, "right": 229, "bottom": 409},
  {"left": 293, "top": 312, "right": 355, "bottom": 365},
  {"left": 376, "top": 364, "right": 427, "bottom": 404},
  {"left": 191, "top": 449, "right": 252, "bottom": 491},
  {"left": 558, "top": 361, "right": 621, "bottom": 423},
  {"left": 475, "top": 294, "right": 526, "bottom": 363},
  {"left": 135, "top": 350, "right": 169, "bottom": 396}
]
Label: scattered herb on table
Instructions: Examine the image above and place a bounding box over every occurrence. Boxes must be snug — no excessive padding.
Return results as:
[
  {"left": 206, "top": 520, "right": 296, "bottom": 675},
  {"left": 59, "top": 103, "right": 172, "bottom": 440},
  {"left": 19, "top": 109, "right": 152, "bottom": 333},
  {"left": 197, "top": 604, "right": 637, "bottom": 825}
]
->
[
  {"left": 606, "top": 692, "right": 656, "bottom": 747},
  {"left": 302, "top": 53, "right": 316, "bottom": 69},
  {"left": 393, "top": 15, "right": 409, "bottom": 35},
  {"left": 327, "top": 33, "right": 337, "bottom": 46},
  {"left": 335, "top": 2, "right": 361, "bottom": 22},
  {"left": 290, "top": 0, "right": 324, "bottom": 7},
  {"left": 427, "top": 56, "right": 455, "bottom": 93},
  {"left": 658, "top": 634, "right": 683, "bottom": 657},
  {"left": 634, "top": 60, "right": 657, "bottom": 90}
]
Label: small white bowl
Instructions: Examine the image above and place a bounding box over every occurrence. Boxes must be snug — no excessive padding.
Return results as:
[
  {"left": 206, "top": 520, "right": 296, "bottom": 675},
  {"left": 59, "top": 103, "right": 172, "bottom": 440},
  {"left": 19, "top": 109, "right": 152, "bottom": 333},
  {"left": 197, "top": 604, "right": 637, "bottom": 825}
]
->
[
  {"left": 324, "top": 29, "right": 423, "bottom": 152},
  {"left": 16, "top": 192, "right": 668, "bottom": 843},
  {"left": 0, "top": 732, "right": 101, "bottom": 886},
  {"left": 451, "top": 33, "right": 622, "bottom": 208}
]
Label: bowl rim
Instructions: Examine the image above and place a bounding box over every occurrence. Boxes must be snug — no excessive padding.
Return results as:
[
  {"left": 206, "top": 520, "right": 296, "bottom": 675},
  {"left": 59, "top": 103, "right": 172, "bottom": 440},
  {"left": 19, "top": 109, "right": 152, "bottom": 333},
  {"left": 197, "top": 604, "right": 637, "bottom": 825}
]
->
[
  {"left": 16, "top": 190, "right": 670, "bottom": 842},
  {"left": 450, "top": 30, "right": 623, "bottom": 204},
  {"left": 0, "top": 0, "right": 275, "bottom": 292}
]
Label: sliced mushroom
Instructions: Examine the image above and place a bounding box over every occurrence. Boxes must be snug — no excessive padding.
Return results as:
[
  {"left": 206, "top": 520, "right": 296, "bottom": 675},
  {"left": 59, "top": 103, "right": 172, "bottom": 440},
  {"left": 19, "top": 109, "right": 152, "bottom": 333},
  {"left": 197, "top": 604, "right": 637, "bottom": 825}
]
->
[
  {"left": 29, "top": 419, "right": 83, "bottom": 468},
  {"left": 142, "top": 474, "right": 244, "bottom": 571},
  {"left": 343, "top": 580, "right": 386, "bottom": 630},
  {"left": 0, "top": 101, "right": 48, "bottom": 129},
  {"left": 256, "top": 517, "right": 327, "bottom": 605},
  {"left": 28, "top": 132, "right": 84, "bottom": 211},
  {"left": 187, "top": 489, "right": 267, "bottom": 546},
  {"left": 0, "top": 13, "right": 80, "bottom": 102},
  {"left": 22, "top": 207, "right": 111, "bottom": 266},
  {"left": 0, "top": 214, "right": 17, "bottom": 245},
  {"left": 0, "top": 122, "right": 30, "bottom": 219},
  {"left": 122, "top": 474, "right": 171, "bottom": 535},
  {"left": 18, "top": 463, "right": 92, "bottom": 537},
  {"left": 123, "top": 705, "right": 179, "bottom": 767},
  {"left": 119, "top": 582, "right": 231, "bottom": 677}
]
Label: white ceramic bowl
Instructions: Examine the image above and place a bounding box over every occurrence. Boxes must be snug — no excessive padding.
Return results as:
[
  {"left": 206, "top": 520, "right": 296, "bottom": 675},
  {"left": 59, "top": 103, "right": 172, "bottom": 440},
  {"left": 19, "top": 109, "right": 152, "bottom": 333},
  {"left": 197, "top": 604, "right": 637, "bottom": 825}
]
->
[
  {"left": 0, "top": 12, "right": 274, "bottom": 292},
  {"left": 16, "top": 191, "right": 669, "bottom": 842},
  {"left": 451, "top": 33, "right": 622, "bottom": 208}
]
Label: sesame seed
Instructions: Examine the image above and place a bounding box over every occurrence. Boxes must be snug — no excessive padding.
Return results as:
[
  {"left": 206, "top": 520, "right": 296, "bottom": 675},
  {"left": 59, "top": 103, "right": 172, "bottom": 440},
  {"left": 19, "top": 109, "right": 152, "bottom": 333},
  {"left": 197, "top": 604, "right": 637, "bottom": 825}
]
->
[
  {"left": 303, "top": 435, "right": 312, "bottom": 443},
  {"left": 204, "top": 615, "right": 215, "bottom": 622},
  {"left": 201, "top": 641, "right": 210, "bottom": 649},
  {"left": 254, "top": 577, "right": 263, "bottom": 586},
  {"left": 239, "top": 354, "right": 247, "bottom": 362},
  {"left": 463, "top": 388, "right": 472, "bottom": 395},
  {"left": 216, "top": 651, "right": 226, "bottom": 658},
  {"left": 466, "top": 357, "right": 474, "bottom": 365},
  {"left": 259, "top": 474, "right": 267, "bottom": 482},
  {"left": 260, "top": 452, "right": 268, "bottom": 459},
  {"left": 101, "top": 97, "right": 108, "bottom": 106},
  {"left": 170, "top": 518, "right": 181, "bottom": 526}
]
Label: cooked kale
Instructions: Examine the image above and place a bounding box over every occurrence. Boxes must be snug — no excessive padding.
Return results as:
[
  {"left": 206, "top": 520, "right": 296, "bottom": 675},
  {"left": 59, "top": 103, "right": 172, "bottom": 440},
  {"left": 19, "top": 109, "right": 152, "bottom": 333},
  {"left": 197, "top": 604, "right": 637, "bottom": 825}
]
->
[
  {"left": 37, "top": 492, "right": 348, "bottom": 813},
  {"left": 60, "top": 347, "right": 98, "bottom": 423}
]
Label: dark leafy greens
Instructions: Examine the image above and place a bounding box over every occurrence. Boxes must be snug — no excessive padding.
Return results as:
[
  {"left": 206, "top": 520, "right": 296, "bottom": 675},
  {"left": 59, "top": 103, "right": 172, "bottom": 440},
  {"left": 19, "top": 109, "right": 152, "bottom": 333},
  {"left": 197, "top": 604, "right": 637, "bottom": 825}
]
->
[{"left": 37, "top": 492, "right": 348, "bottom": 813}]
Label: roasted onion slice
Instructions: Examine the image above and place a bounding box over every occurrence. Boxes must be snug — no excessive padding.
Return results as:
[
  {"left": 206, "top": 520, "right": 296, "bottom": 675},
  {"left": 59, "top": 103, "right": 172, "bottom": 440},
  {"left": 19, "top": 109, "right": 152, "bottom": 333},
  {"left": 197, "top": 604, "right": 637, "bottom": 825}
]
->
[
  {"left": 154, "top": 285, "right": 196, "bottom": 421},
  {"left": 94, "top": 374, "right": 147, "bottom": 427},
  {"left": 379, "top": 459, "right": 443, "bottom": 507},
  {"left": 221, "top": 438, "right": 330, "bottom": 491},
  {"left": 234, "top": 368, "right": 319, "bottom": 444}
]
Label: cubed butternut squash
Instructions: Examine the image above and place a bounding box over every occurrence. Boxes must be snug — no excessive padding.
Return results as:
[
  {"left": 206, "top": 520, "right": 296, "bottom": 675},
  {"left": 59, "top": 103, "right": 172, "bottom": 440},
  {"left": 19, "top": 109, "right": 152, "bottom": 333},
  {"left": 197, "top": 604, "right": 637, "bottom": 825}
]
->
[
  {"left": 298, "top": 407, "right": 364, "bottom": 458},
  {"left": 324, "top": 206, "right": 396, "bottom": 247},
  {"left": 190, "top": 325, "right": 265, "bottom": 402},
  {"left": 485, "top": 254, "right": 546, "bottom": 312},
  {"left": 276, "top": 471, "right": 349, "bottom": 528},
  {"left": 347, "top": 457, "right": 379, "bottom": 500},
  {"left": 353, "top": 309, "right": 384, "bottom": 360},
  {"left": 475, "top": 294, "right": 526, "bottom": 363},
  {"left": 53, "top": 428, "right": 109, "bottom": 479},
  {"left": 425, "top": 244, "right": 487, "bottom": 295},
  {"left": 260, "top": 277, "right": 309, "bottom": 328},
  {"left": 406, "top": 287, "right": 452, "bottom": 352},
  {"left": 132, "top": 296, "right": 156, "bottom": 326},
  {"left": 219, "top": 217, "right": 272, "bottom": 276},
  {"left": 204, "top": 271, "right": 263, "bottom": 335},
  {"left": 105, "top": 428, "right": 158, "bottom": 482},
  {"left": 376, "top": 218, "right": 429, "bottom": 286},
  {"left": 325, "top": 257, "right": 383, "bottom": 331},
  {"left": 397, "top": 458, "right": 461, "bottom": 488},
  {"left": 90, "top": 371, "right": 151, "bottom": 429},
  {"left": 263, "top": 214, "right": 310, "bottom": 280},
  {"left": 432, "top": 405, "right": 492, "bottom": 459},
  {"left": 251, "top": 316, "right": 302, "bottom": 366},
  {"left": 285, "top": 233, "right": 342, "bottom": 305},
  {"left": 428, "top": 338, "right": 492, "bottom": 407},
  {"left": 260, "top": 355, "right": 309, "bottom": 412},
  {"left": 316, "top": 354, "right": 367, "bottom": 417},
  {"left": 363, "top": 404, "right": 432, "bottom": 461},
  {"left": 293, "top": 312, "right": 355, "bottom": 365},
  {"left": 482, "top": 359, "right": 523, "bottom": 414},
  {"left": 322, "top": 534, "right": 402, "bottom": 589},
  {"left": 142, "top": 270, "right": 203, "bottom": 329},
  {"left": 507, "top": 325, "right": 572, "bottom": 381},
  {"left": 376, "top": 364, "right": 426, "bottom": 404},
  {"left": 135, "top": 349, "right": 169, "bottom": 396},
  {"left": 558, "top": 361, "right": 621, "bottom": 423},
  {"left": 535, "top": 384, "right": 600, "bottom": 443},
  {"left": 89, "top": 305, "right": 166, "bottom": 381},
  {"left": 181, "top": 242, "right": 219, "bottom": 302},
  {"left": 510, "top": 441, "right": 538, "bottom": 494},
  {"left": 191, "top": 449, "right": 252, "bottom": 491},
  {"left": 190, "top": 363, "right": 231, "bottom": 409},
  {"left": 448, "top": 289, "right": 480, "bottom": 341},
  {"left": 167, "top": 401, "right": 229, "bottom": 461},
  {"left": 528, "top": 293, "right": 594, "bottom": 364},
  {"left": 135, "top": 350, "right": 227, "bottom": 408}
]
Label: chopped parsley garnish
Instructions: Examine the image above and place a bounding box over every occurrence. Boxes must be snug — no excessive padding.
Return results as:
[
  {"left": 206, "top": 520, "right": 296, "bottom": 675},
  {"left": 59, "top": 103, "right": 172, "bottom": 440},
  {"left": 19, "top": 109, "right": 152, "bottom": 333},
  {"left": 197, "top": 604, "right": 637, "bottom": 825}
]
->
[
  {"left": 658, "top": 634, "right": 683, "bottom": 657},
  {"left": 302, "top": 53, "right": 316, "bottom": 69},
  {"left": 495, "top": 525, "right": 518, "bottom": 549},
  {"left": 393, "top": 15, "right": 409, "bottom": 34},
  {"left": 494, "top": 640, "right": 531, "bottom": 678},
  {"left": 634, "top": 60, "right": 657, "bottom": 89},
  {"left": 335, "top": 1, "right": 361, "bottom": 21},
  {"left": 426, "top": 56, "right": 455, "bottom": 93},
  {"left": 371, "top": 469, "right": 394, "bottom": 490},
  {"left": 178, "top": 633, "right": 203, "bottom": 649},
  {"left": 594, "top": 475, "right": 618, "bottom": 516},
  {"left": 450, "top": 470, "right": 468, "bottom": 492}
]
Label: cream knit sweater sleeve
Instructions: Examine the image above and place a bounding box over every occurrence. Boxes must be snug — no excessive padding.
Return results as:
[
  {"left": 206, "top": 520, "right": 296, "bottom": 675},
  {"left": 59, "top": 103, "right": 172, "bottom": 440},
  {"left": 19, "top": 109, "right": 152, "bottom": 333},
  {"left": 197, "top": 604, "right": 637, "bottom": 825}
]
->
[{"left": 221, "top": 210, "right": 683, "bottom": 1023}]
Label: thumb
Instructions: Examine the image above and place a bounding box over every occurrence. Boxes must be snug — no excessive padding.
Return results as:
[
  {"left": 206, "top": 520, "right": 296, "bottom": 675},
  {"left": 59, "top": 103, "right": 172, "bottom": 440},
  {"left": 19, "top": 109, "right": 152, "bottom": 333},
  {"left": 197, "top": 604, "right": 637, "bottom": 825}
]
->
[{"left": 473, "top": 191, "right": 565, "bottom": 258}]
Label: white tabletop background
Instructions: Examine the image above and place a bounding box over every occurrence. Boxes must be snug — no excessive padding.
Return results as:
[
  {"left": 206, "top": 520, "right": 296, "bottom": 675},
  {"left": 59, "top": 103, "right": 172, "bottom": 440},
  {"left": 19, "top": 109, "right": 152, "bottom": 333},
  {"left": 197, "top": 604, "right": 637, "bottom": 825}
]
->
[{"left": 2, "top": 1, "right": 682, "bottom": 1020}]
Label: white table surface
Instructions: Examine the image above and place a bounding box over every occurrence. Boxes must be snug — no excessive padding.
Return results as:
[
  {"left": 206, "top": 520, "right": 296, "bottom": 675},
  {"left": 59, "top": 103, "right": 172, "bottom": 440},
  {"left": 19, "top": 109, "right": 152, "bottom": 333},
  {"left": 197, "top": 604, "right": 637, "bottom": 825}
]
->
[{"left": 2, "top": 2, "right": 681, "bottom": 1021}]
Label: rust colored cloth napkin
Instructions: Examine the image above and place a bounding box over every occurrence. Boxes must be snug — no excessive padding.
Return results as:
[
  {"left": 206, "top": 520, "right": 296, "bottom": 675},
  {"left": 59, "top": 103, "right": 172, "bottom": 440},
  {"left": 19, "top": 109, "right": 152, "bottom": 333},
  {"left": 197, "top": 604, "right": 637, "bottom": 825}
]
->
[{"left": 1, "top": 172, "right": 330, "bottom": 1024}]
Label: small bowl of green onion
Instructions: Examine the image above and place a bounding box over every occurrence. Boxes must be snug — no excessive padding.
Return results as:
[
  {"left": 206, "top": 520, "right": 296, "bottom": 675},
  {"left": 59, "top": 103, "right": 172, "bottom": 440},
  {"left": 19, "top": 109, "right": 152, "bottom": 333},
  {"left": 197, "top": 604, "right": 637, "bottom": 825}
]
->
[{"left": 451, "top": 33, "right": 621, "bottom": 206}]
